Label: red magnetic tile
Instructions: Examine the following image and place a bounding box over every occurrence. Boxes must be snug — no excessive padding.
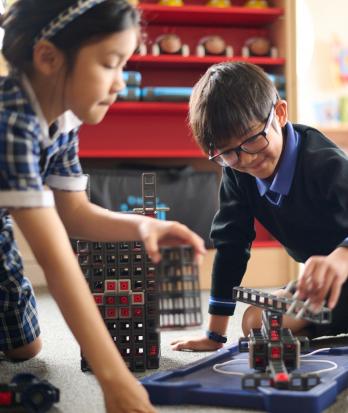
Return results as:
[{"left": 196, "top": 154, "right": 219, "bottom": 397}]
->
[
  {"left": 119, "top": 295, "right": 129, "bottom": 305},
  {"left": 105, "top": 296, "right": 116, "bottom": 305},
  {"left": 105, "top": 308, "right": 117, "bottom": 318},
  {"left": 0, "top": 392, "right": 12, "bottom": 406},
  {"left": 133, "top": 293, "right": 144, "bottom": 304},
  {"left": 120, "top": 307, "right": 130, "bottom": 318},
  {"left": 149, "top": 345, "right": 158, "bottom": 356},
  {"left": 93, "top": 294, "right": 103, "bottom": 305},
  {"left": 119, "top": 280, "right": 130, "bottom": 291},
  {"left": 133, "top": 307, "right": 143, "bottom": 317},
  {"left": 105, "top": 281, "right": 117, "bottom": 291}
]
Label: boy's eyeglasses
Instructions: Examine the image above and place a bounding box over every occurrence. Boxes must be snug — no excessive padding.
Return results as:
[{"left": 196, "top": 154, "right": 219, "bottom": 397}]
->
[{"left": 208, "top": 105, "right": 275, "bottom": 167}]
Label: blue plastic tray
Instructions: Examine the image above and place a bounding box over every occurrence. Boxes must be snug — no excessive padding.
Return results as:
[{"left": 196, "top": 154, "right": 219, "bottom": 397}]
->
[{"left": 141, "top": 344, "right": 348, "bottom": 413}]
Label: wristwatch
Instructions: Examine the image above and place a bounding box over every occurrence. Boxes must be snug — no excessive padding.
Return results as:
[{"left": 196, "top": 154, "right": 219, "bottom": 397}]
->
[{"left": 206, "top": 330, "right": 227, "bottom": 344}]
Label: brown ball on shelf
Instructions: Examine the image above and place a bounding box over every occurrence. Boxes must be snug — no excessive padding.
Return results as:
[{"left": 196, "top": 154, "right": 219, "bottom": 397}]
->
[
  {"left": 199, "top": 35, "right": 226, "bottom": 55},
  {"left": 152, "top": 34, "right": 190, "bottom": 56},
  {"left": 157, "top": 34, "right": 182, "bottom": 54},
  {"left": 244, "top": 37, "right": 271, "bottom": 56}
]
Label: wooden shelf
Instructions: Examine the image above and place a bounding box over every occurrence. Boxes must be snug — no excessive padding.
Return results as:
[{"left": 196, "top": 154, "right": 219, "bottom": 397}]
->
[
  {"left": 129, "top": 54, "right": 285, "bottom": 69},
  {"left": 139, "top": 4, "right": 284, "bottom": 26}
]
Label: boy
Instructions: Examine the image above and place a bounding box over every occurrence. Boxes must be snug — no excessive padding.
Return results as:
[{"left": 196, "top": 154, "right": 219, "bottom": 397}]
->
[{"left": 171, "top": 62, "right": 348, "bottom": 352}]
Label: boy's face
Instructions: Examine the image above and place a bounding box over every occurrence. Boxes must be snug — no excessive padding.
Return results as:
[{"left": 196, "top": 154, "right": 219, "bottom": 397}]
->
[
  {"left": 63, "top": 28, "right": 138, "bottom": 124},
  {"left": 214, "top": 101, "right": 288, "bottom": 180}
]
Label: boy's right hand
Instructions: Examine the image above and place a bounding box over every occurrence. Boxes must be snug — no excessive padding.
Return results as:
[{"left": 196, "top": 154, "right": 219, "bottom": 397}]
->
[
  {"left": 171, "top": 336, "right": 224, "bottom": 352},
  {"left": 103, "top": 379, "right": 157, "bottom": 413}
]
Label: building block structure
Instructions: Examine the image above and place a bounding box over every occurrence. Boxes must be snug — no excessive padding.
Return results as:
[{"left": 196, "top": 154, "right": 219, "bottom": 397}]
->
[
  {"left": 77, "top": 172, "right": 201, "bottom": 372},
  {"left": 135, "top": 172, "right": 202, "bottom": 328},
  {"left": 157, "top": 246, "right": 202, "bottom": 328},
  {"left": 233, "top": 284, "right": 332, "bottom": 390},
  {"left": 77, "top": 238, "right": 160, "bottom": 372}
]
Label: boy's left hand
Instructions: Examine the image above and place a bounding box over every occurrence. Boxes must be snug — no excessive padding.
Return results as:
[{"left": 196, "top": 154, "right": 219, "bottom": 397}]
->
[
  {"left": 138, "top": 218, "right": 206, "bottom": 264},
  {"left": 297, "top": 247, "right": 348, "bottom": 310}
]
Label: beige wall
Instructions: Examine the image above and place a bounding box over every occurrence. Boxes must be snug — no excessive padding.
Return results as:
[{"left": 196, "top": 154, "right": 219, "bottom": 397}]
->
[
  {"left": 296, "top": 0, "right": 348, "bottom": 125},
  {"left": 199, "top": 248, "right": 298, "bottom": 291}
]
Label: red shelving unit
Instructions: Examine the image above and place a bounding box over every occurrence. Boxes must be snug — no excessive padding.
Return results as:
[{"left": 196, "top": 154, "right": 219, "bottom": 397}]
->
[
  {"left": 129, "top": 54, "right": 285, "bottom": 69},
  {"left": 139, "top": 3, "right": 284, "bottom": 26},
  {"left": 79, "top": 103, "right": 204, "bottom": 158},
  {"left": 79, "top": 1, "right": 287, "bottom": 158},
  {"left": 107, "top": 101, "right": 188, "bottom": 115}
]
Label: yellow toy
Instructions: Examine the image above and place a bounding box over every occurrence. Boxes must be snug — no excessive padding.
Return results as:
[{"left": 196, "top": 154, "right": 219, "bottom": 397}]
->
[
  {"left": 245, "top": 0, "right": 269, "bottom": 8},
  {"left": 159, "top": 0, "right": 184, "bottom": 6},
  {"left": 206, "top": 0, "right": 231, "bottom": 7},
  {"left": 127, "top": 0, "right": 139, "bottom": 6}
]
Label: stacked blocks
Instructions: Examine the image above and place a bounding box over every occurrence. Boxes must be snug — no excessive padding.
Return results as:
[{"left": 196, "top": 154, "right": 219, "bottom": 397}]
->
[
  {"left": 77, "top": 172, "right": 202, "bottom": 373},
  {"left": 158, "top": 246, "right": 202, "bottom": 328},
  {"left": 78, "top": 239, "right": 160, "bottom": 372}
]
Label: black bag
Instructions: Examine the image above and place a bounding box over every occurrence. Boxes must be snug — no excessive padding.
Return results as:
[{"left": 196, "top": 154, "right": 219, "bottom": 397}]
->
[{"left": 83, "top": 166, "right": 219, "bottom": 248}]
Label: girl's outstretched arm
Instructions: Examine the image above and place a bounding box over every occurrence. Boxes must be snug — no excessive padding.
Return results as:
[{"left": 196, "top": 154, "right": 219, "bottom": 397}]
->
[
  {"left": 11, "top": 207, "right": 157, "bottom": 413},
  {"left": 54, "top": 190, "right": 206, "bottom": 263}
]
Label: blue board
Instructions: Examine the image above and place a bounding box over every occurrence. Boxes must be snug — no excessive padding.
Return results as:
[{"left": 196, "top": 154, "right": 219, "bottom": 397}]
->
[{"left": 141, "top": 344, "right": 348, "bottom": 413}]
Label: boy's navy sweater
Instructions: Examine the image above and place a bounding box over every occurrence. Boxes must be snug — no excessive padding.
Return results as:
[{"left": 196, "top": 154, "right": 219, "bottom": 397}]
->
[{"left": 209, "top": 124, "right": 348, "bottom": 316}]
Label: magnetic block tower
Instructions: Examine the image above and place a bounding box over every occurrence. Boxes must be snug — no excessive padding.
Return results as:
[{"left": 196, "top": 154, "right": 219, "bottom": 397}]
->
[
  {"left": 234, "top": 284, "right": 332, "bottom": 390},
  {"left": 77, "top": 172, "right": 202, "bottom": 373},
  {"left": 157, "top": 246, "right": 202, "bottom": 328},
  {"left": 77, "top": 238, "right": 159, "bottom": 372},
  {"left": 136, "top": 172, "right": 202, "bottom": 329}
]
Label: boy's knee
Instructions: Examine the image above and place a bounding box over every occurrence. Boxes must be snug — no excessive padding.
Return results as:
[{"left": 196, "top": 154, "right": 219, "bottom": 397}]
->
[
  {"left": 241, "top": 306, "right": 262, "bottom": 336},
  {"left": 4, "top": 337, "right": 42, "bottom": 361}
]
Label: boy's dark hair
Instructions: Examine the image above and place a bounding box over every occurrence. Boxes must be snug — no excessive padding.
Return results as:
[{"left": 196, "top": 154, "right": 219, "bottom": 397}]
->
[
  {"left": 0, "top": 0, "right": 140, "bottom": 73},
  {"left": 189, "top": 62, "right": 279, "bottom": 154}
]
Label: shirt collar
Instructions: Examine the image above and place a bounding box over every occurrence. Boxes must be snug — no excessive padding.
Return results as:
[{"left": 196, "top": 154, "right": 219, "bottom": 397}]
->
[
  {"left": 20, "top": 74, "right": 82, "bottom": 147},
  {"left": 256, "top": 122, "right": 300, "bottom": 197}
]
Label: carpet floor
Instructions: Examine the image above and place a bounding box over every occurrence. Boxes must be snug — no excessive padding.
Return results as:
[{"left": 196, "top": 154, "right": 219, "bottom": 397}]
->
[{"left": 1, "top": 289, "right": 348, "bottom": 413}]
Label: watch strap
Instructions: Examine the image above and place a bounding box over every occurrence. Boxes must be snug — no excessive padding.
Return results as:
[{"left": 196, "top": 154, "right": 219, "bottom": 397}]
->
[{"left": 206, "top": 330, "right": 227, "bottom": 344}]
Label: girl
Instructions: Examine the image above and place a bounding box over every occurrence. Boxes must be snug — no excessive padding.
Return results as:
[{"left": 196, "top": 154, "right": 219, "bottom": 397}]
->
[{"left": 0, "top": 1, "right": 206, "bottom": 412}]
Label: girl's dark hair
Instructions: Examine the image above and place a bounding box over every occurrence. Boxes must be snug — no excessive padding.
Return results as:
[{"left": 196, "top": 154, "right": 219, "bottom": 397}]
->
[
  {"left": 189, "top": 61, "right": 280, "bottom": 154},
  {"left": 0, "top": 0, "right": 140, "bottom": 72}
]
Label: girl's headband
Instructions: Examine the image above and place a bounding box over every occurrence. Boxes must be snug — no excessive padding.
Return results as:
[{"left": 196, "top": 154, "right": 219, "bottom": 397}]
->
[{"left": 34, "top": 0, "right": 108, "bottom": 45}]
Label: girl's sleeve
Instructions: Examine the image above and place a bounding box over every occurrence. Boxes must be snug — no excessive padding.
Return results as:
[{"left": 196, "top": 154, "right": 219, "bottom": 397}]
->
[
  {"left": 45, "top": 128, "right": 88, "bottom": 192},
  {"left": 0, "top": 112, "right": 54, "bottom": 208}
]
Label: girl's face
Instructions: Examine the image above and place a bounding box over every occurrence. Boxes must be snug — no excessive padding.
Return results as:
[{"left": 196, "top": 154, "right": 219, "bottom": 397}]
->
[{"left": 63, "top": 28, "right": 137, "bottom": 124}]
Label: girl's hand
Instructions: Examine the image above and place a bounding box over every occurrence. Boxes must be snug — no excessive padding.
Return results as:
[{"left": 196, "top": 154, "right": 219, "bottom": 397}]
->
[
  {"left": 103, "top": 379, "right": 157, "bottom": 413},
  {"left": 297, "top": 247, "right": 348, "bottom": 310},
  {"left": 171, "top": 336, "right": 223, "bottom": 352},
  {"left": 138, "top": 219, "right": 206, "bottom": 264}
]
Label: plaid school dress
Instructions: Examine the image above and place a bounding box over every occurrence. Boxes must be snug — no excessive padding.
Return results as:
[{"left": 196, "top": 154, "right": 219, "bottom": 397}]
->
[{"left": 0, "top": 73, "right": 87, "bottom": 350}]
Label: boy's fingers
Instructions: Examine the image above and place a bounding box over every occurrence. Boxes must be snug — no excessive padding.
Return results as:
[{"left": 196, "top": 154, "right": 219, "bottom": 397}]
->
[
  {"left": 171, "top": 341, "right": 189, "bottom": 351},
  {"left": 328, "top": 279, "right": 342, "bottom": 309},
  {"left": 170, "top": 339, "right": 183, "bottom": 345}
]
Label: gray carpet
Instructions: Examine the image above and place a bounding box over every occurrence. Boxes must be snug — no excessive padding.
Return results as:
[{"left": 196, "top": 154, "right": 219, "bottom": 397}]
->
[{"left": 1, "top": 288, "right": 348, "bottom": 413}]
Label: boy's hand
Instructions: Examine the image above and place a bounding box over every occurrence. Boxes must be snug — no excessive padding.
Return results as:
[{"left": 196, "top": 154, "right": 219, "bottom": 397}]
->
[
  {"left": 171, "top": 336, "right": 223, "bottom": 351},
  {"left": 103, "top": 378, "right": 157, "bottom": 413},
  {"left": 297, "top": 247, "right": 348, "bottom": 310},
  {"left": 138, "top": 219, "right": 206, "bottom": 264}
]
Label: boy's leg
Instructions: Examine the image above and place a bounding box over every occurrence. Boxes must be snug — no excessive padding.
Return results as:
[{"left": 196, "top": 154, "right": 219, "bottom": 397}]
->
[
  {"left": 4, "top": 336, "right": 42, "bottom": 361},
  {"left": 241, "top": 289, "right": 310, "bottom": 337}
]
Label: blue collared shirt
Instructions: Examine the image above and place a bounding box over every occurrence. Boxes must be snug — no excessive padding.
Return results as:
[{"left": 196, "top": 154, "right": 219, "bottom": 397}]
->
[{"left": 255, "top": 122, "right": 299, "bottom": 206}]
